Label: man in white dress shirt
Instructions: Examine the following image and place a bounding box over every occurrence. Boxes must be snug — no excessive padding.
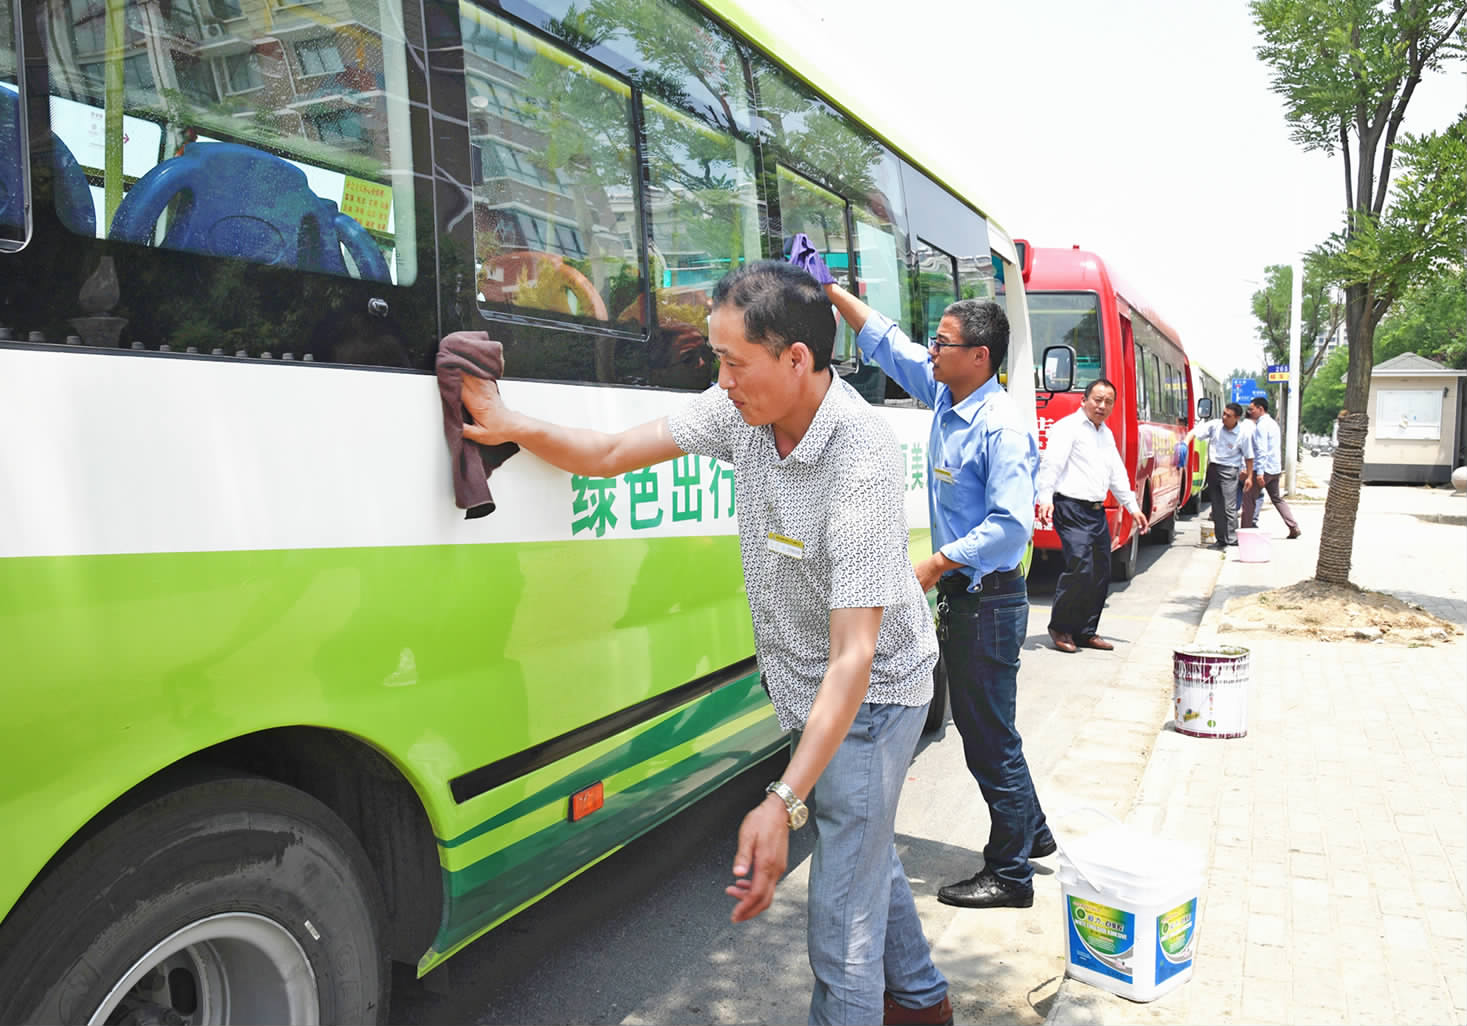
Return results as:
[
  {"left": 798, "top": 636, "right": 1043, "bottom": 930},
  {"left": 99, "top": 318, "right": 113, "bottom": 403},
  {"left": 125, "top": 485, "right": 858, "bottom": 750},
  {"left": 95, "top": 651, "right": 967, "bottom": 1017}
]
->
[{"left": 1035, "top": 379, "right": 1149, "bottom": 653}]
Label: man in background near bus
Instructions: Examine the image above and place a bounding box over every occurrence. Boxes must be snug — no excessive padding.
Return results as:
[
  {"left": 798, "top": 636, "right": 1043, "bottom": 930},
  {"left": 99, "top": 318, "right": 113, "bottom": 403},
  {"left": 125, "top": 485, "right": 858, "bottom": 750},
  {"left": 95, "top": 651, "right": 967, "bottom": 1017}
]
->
[
  {"left": 1241, "top": 395, "right": 1302, "bottom": 539},
  {"left": 459, "top": 260, "right": 953, "bottom": 1026},
  {"left": 789, "top": 237, "right": 1055, "bottom": 916},
  {"left": 1035, "top": 380, "right": 1149, "bottom": 653},
  {"left": 1182, "top": 402, "right": 1249, "bottom": 549}
]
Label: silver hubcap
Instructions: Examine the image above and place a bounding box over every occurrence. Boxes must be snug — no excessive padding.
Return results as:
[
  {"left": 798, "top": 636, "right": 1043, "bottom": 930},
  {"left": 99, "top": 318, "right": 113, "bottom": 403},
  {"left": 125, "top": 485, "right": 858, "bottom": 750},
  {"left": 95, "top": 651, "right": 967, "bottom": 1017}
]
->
[{"left": 89, "top": 913, "right": 319, "bottom": 1025}]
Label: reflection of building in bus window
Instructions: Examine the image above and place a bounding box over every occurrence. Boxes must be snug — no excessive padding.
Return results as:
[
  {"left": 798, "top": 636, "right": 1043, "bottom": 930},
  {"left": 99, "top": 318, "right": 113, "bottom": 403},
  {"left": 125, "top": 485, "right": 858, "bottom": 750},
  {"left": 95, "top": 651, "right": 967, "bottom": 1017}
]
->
[{"left": 461, "top": 4, "right": 639, "bottom": 325}]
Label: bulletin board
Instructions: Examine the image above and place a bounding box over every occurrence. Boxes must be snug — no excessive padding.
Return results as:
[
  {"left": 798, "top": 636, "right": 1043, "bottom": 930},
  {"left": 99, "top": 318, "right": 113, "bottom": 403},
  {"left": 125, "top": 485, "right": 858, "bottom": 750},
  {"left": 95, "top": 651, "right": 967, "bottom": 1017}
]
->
[{"left": 1375, "top": 388, "right": 1442, "bottom": 440}]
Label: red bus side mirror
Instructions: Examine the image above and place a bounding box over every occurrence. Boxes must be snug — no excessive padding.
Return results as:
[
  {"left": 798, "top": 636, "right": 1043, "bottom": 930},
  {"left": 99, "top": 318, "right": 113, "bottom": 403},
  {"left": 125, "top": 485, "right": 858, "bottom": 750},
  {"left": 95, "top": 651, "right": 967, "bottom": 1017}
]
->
[{"left": 1016, "top": 238, "right": 1032, "bottom": 283}]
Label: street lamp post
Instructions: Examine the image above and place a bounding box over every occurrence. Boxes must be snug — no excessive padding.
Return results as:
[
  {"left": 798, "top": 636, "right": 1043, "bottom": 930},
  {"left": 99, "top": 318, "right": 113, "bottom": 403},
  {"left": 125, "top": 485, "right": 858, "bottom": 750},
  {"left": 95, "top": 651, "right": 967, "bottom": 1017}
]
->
[{"left": 1285, "top": 259, "right": 1303, "bottom": 496}]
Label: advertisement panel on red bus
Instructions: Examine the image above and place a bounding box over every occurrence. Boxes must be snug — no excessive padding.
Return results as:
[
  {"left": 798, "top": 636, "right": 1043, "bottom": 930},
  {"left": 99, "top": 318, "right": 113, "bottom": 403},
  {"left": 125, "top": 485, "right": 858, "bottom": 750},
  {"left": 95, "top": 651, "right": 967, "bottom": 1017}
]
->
[{"left": 1018, "top": 243, "right": 1194, "bottom": 580}]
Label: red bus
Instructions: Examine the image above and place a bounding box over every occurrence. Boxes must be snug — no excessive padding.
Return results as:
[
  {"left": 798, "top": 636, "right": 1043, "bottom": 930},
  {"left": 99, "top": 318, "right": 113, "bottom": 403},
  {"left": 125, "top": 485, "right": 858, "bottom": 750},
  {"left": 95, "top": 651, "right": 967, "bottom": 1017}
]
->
[{"left": 1018, "top": 242, "right": 1194, "bottom": 580}]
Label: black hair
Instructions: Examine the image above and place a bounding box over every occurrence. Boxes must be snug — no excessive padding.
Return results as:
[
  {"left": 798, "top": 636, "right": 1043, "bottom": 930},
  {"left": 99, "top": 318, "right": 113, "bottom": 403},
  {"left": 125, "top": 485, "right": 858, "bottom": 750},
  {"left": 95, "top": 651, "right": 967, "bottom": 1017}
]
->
[
  {"left": 710, "top": 260, "right": 835, "bottom": 370},
  {"left": 1250, "top": 395, "right": 1269, "bottom": 412},
  {"left": 1085, "top": 377, "right": 1118, "bottom": 399},
  {"left": 1225, "top": 402, "right": 1244, "bottom": 417},
  {"left": 942, "top": 299, "right": 1010, "bottom": 374}
]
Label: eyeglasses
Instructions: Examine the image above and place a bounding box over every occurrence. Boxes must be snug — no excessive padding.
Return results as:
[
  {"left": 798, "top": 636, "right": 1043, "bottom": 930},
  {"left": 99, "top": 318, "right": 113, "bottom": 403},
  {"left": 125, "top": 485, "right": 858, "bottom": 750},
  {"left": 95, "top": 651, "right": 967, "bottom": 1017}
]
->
[{"left": 927, "top": 337, "right": 979, "bottom": 351}]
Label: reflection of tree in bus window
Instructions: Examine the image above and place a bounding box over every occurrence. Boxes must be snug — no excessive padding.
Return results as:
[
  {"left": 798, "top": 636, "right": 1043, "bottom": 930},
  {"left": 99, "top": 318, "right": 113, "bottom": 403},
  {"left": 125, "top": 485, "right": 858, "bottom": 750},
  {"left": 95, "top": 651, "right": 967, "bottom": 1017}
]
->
[
  {"left": 460, "top": 4, "right": 640, "bottom": 325},
  {"left": 1027, "top": 293, "right": 1102, "bottom": 391}
]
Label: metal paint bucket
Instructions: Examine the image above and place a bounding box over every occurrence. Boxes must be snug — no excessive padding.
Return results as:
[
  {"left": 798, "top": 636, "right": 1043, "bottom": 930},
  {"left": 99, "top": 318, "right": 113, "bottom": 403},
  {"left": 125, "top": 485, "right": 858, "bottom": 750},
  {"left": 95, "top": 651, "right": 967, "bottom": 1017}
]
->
[
  {"left": 1199, "top": 520, "right": 1216, "bottom": 545},
  {"left": 1173, "top": 646, "right": 1249, "bottom": 739}
]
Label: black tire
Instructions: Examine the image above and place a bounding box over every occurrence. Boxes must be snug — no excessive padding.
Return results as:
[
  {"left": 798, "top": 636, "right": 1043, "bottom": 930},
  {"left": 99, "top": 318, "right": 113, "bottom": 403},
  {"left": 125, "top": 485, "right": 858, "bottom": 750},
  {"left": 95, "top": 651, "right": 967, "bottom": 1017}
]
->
[
  {"left": 1149, "top": 511, "right": 1177, "bottom": 544},
  {"left": 924, "top": 652, "right": 949, "bottom": 734},
  {"left": 0, "top": 774, "right": 388, "bottom": 1025},
  {"left": 1111, "top": 526, "right": 1140, "bottom": 581}
]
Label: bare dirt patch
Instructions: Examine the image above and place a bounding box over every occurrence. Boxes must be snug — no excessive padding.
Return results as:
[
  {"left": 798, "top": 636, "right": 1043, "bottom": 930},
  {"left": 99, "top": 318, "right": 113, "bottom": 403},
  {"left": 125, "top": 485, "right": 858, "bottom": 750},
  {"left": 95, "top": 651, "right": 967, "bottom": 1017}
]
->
[{"left": 1220, "top": 578, "right": 1463, "bottom": 645}]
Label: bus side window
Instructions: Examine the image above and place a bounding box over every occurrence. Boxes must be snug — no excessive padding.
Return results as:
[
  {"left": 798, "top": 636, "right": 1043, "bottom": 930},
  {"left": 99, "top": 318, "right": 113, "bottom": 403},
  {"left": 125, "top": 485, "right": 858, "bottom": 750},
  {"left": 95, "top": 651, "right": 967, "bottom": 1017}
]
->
[
  {"left": 1147, "top": 354, "right": 1161, "bottom": 422},
  {"left": 1133, "top": 336, "right": 1147, "bottom": 416},
  {"left": 849, "top": 153, "right": 912, "bottom": 403},
  {"left": 462, "top": 7, "right": 641, "bottom": 332},
  {"left": 45, "top": 0, "right": 416, "bottom": 284},
  {"left": 2, "top": 0, "right": 22, "bottom": 249},
  {"left": 640, "top": 94, "right": 760, "bottom": 391},
  {"left": 913, "top": 239, "right": 957, "bottom": 347}
]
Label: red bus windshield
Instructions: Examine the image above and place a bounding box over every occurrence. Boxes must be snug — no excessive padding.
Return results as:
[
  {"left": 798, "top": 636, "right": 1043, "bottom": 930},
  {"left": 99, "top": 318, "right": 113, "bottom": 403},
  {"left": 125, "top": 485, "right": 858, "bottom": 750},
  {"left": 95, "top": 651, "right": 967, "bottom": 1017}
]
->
[{"left": 1028, "top": 291, "right": 1103, "bottom": 391}]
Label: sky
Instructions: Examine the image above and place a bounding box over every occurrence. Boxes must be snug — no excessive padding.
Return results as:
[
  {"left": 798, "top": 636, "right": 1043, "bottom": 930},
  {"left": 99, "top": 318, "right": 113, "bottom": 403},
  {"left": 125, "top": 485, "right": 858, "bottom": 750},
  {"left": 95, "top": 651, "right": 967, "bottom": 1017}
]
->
[{"left": 734, "top": 0, "right": 1466, "bottom": 378}]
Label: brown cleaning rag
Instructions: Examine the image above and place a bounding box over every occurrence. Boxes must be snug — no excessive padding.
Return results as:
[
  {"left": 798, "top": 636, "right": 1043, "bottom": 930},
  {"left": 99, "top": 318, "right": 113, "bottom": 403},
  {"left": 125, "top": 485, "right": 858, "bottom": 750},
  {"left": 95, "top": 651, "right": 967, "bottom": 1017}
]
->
[{"left": 436, "top": 331, "right": 520, "bottom": 519}]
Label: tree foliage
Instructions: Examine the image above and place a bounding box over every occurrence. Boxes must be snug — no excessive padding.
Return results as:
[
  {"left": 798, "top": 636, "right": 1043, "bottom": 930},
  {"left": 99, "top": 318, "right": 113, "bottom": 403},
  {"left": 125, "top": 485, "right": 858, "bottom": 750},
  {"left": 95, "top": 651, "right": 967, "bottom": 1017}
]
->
[
  {"left": 1250, "top": 0, "right": 1467, "bottom": 586},
  {"left": 1248, "top": 258, "right": 1345, "bottom": 430},
  {"left": 1373, "top": 263, "right": 1467, "bottom": 368}
]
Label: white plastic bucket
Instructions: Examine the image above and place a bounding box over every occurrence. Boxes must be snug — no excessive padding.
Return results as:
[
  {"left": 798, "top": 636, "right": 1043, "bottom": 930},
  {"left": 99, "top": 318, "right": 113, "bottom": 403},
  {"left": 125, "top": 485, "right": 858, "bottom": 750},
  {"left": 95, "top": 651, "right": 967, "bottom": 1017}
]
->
[
  {"left": 1173, "top": 646, "right": 1249, "bottom": 739},
  {"left": 1058, "top": 817, "right": 1204, "bottom": 1003},
  {"left": 1236, "top": 527, "right": 1270, "bottom": 562}
]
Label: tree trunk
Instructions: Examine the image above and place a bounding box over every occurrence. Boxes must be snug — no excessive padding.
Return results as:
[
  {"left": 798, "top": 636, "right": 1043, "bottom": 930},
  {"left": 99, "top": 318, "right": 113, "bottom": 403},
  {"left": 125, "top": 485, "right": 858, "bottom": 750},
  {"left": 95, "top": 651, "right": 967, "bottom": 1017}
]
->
[{"left": 1315, "top": 282, "right": 1377, "bottom": 586}]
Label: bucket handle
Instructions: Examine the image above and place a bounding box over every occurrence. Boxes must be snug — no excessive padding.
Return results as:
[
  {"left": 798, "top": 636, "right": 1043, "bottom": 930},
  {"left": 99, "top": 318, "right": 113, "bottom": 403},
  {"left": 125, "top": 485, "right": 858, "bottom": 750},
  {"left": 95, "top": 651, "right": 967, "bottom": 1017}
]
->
[{"left": 1050, "top": 806, "right": 1123, "bottom": 894}]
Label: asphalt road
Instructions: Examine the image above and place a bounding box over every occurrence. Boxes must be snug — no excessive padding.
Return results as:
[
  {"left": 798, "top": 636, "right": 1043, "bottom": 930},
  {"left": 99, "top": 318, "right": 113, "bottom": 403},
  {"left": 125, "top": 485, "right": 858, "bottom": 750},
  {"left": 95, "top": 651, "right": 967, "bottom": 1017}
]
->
[{"left": 390, "top": 514, "right": 1211, "bottom": 1025}]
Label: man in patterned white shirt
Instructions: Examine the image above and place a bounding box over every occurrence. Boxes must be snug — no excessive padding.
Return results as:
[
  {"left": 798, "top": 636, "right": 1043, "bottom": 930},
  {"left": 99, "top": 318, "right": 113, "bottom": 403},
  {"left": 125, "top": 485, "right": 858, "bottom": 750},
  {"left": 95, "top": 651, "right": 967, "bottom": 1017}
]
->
[{"left": 459, "top": 260, "right": 952, "bottom": 1026}]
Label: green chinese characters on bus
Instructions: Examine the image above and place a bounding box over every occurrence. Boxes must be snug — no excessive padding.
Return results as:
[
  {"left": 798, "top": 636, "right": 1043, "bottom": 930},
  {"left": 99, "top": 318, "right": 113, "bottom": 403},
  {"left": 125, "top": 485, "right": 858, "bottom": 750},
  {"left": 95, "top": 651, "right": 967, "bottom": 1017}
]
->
[
  {"left": 571, "top": 456, "right": 736, "bottom": 536},
  {"left": 900, "top": 441, "right": 926, "bottom": 492}
]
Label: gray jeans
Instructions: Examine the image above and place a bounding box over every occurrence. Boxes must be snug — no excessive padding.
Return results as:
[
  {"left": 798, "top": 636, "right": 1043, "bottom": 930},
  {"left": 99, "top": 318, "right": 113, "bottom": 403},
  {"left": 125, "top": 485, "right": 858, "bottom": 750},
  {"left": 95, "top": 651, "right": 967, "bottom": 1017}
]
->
[
  {"left": 796, "top": 701, "right": 948, "bottom": 1024},
  {"left": 1208, "top": 462, "right": 1239, "bottom": 544}
]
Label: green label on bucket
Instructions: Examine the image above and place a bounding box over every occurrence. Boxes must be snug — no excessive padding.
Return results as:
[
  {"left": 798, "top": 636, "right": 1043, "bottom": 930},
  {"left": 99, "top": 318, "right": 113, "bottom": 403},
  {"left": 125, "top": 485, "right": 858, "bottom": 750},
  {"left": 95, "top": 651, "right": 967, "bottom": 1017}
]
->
[
  {"left": 1154, "top": 898, "right": 1197, "bottom": 984},
  {"left": 1067, "top": 896, "right": 1135, "bottom": 983}
]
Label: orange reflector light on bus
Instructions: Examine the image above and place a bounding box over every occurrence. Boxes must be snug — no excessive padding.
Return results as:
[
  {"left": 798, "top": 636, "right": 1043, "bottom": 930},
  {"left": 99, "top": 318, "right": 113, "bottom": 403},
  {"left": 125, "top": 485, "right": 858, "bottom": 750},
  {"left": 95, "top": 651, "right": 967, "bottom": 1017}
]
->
[{"left": 569, "top": 782, "right": 604, "bottom": 822}]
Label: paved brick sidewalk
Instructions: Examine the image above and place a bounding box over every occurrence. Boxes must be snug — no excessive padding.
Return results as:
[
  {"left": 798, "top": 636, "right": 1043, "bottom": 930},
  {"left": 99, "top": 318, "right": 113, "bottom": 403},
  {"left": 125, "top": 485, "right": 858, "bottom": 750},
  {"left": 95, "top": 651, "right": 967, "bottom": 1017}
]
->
[{"left": 1046, "top": 481, "right": 1467, "bottom": 1026}]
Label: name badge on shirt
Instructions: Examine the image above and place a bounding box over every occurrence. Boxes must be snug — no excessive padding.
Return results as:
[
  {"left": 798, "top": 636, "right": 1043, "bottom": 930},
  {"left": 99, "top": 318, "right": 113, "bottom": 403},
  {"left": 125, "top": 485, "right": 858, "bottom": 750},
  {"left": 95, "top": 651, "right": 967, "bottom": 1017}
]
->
[
  {"left": 933, "top": 467, "right": 956, "bottom": 485},
  {"left": 767, "top": 532, "right": 805, "bottom": 560}
]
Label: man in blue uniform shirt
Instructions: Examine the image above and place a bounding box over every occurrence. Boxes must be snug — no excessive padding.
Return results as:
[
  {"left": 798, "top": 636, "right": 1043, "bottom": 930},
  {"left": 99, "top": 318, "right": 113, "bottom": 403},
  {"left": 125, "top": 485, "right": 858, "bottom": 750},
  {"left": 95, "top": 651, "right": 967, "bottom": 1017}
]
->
[{"left": 790, "top": 236, "right": 1053, "bottom": 911}]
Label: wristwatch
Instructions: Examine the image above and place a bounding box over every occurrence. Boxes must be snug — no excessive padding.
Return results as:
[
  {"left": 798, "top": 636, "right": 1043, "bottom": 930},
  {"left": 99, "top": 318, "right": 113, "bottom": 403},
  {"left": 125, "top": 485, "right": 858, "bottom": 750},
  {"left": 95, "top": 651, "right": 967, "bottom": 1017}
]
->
[{"left": 765, "top": 780, "right": 808, "bottom": 830}]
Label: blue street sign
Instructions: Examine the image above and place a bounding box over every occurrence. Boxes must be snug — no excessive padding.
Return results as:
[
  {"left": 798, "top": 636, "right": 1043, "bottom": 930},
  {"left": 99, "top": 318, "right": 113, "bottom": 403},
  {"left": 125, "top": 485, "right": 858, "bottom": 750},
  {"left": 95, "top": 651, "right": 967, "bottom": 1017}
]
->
[
  {"left": 1230, "top": 377, "right": 1257, "bottom": 403},
  {"left": 1267, "top": 364, "right": 1290, "bottom": 382}
]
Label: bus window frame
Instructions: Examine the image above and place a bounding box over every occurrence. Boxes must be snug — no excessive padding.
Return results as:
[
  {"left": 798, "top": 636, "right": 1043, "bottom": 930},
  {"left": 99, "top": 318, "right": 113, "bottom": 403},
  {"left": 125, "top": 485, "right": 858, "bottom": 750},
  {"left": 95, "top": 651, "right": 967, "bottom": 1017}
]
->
[{"left": 1, "top": 0, "right": 29, "bottom": 253}]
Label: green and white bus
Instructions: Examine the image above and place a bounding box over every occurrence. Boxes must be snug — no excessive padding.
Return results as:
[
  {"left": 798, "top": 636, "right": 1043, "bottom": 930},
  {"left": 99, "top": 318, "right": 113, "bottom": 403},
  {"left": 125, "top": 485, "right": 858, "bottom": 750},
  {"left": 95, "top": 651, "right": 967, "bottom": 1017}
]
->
[
  {"left": 1187, "top": 362, "right": 1224, "bottom": 513},
  {"left": 0, "top": 0, "right": 1036, "bottom": 1018}
]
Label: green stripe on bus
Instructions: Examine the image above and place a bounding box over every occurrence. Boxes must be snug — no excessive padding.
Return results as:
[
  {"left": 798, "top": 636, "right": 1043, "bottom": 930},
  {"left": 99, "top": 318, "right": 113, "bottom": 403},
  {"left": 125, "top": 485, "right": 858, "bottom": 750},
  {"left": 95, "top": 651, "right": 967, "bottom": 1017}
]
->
[{"left": 422, "top": 716, "right": 786, "bottom": 970}]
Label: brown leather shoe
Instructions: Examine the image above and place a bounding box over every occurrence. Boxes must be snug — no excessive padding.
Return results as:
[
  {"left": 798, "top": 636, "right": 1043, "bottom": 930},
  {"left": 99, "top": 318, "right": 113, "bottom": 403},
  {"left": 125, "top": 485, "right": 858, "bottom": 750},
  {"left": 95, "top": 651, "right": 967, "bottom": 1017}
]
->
[
  {"left": 884, "top": 992, "right": 954, "bottom": 1026},
  {"left": 1048, "top": 627, "right": 1077, "bottom": 653},
  {"left": 1079, "top": 635, "right": 1115, "bottom": 650}
]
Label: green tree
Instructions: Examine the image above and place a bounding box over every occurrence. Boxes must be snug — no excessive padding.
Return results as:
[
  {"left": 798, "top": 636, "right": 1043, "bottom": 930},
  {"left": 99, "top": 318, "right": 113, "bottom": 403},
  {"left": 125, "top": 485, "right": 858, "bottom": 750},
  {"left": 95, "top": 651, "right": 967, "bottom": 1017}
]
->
[
  {"left": 1301, "top": 347, "right": 1349, "bottom": 434},
  {"left": 1248, "top": 258, "right": 1345, "bottom": 435},
  {"left": 1372, "top": 264, "right": 1467, "bottom": 368},
  {"left": 1251, "top": 0, "right": 1467, "bottom": 586}
]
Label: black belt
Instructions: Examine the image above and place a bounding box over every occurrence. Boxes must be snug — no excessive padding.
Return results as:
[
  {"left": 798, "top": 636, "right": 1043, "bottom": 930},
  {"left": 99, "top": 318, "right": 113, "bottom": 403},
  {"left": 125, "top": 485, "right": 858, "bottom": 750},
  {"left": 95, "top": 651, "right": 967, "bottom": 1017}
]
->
[
  {"left": 1054, "top": 493, "right": 1104, "bottom": 511},
  {"left": 937, "top": 566, "right": 1023, "bottom": 595}
]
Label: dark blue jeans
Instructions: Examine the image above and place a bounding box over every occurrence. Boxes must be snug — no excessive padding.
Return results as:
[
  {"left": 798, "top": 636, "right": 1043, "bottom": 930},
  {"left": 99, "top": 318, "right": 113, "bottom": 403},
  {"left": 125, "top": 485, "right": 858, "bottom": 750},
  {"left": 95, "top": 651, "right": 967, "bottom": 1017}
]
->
[
  {"left": 941, "top": 575, "right": 1049, "bottom": 888},
  {"left": 1049, "top": 496, "right": 1111, "bottom": 640}
]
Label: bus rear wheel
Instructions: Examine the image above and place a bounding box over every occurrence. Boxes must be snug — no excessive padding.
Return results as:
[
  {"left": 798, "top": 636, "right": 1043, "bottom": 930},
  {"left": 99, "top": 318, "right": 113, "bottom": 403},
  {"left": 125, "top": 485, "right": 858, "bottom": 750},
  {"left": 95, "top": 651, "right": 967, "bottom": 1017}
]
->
[{"left": 0, "top": 774, "right": 388, "bottom": 1025}]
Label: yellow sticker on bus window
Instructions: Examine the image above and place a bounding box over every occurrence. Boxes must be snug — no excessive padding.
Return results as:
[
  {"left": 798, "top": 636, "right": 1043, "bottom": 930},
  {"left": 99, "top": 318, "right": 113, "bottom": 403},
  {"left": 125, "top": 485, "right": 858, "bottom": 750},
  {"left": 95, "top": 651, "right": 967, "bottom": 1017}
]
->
[{"left": 341, "top": 176, "right": 392, "bottom": 232}]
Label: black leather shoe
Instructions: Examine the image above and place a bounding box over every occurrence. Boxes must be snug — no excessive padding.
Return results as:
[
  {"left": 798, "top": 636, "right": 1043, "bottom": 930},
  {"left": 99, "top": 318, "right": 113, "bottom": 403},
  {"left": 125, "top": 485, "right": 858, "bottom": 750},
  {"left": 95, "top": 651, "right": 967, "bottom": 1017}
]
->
[
  {"left": 938, "top": 868, "right": 1034, "bottom": 909},
  {"left": 1030, "top": 833, "right": 1057, "bottom": 859}
]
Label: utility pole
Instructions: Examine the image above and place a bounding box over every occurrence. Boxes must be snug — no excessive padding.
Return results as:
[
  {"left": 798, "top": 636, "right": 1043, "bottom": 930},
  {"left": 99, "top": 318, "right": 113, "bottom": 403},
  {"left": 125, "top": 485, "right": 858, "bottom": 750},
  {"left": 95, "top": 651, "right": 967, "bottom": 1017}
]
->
[{"left": 1285, "top": 258, "right": 1303, "bottom": 495}]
